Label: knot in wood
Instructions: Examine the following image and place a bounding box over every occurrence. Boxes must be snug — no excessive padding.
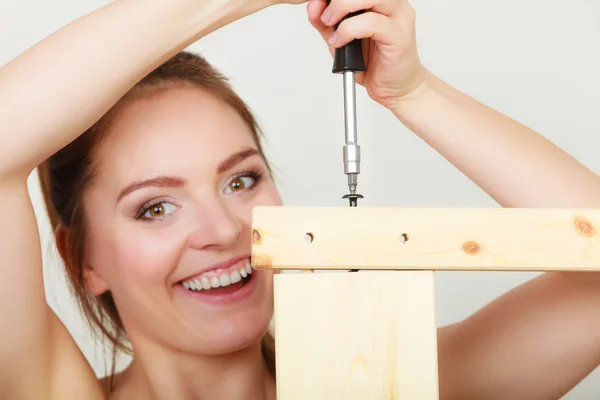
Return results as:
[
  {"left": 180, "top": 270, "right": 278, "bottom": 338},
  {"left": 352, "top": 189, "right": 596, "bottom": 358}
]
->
[
  {"left": 462, "top": 240, "right": 481, "bottom": 255},
  {"left": 574, "top": 217, "right": 595, "bottom": 237},
  {"left": 252, "top": 229, "right": 262, "bottom": 244}
]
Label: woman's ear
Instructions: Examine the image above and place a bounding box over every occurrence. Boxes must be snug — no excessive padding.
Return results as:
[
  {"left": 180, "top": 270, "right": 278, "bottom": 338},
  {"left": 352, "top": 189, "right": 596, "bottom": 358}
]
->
[
  {"left": 83, "top": 265, "right": 110, "bottom": 295},
  {"left": 54, "top": 224, "right": 69, "bottom": 263},
  {"left": 55, "top": 224, "right": 109, "bottom": 295}
]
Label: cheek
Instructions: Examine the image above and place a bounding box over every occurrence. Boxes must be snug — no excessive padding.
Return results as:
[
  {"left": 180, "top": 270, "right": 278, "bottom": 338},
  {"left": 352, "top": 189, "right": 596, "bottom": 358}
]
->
[{"left": 87, "top": 223, "right": 185, "bottom": 287}]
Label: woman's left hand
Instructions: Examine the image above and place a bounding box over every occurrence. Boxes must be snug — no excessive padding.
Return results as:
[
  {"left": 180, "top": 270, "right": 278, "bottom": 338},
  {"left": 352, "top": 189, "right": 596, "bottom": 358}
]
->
[{"left": 307, "top": 0, "right": 427, "bottom": 109}]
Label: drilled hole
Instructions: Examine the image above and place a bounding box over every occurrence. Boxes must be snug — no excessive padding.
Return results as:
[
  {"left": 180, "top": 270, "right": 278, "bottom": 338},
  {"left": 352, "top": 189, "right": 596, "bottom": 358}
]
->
[
  {"left": 304, "top": 233, "right": 314, "bottom": 243},
  {"left": 399, "top": 233, "right": 409, "bottom": 243}
]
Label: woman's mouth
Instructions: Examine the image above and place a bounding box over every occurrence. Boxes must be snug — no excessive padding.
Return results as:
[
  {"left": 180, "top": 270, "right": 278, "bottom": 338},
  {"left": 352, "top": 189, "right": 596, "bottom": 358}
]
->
[
  {"left": 176, "top": 259, "right": 257, "bottom": 303},
  {"left": 181, "top": 262, "right": 252, "bottom": 293}
]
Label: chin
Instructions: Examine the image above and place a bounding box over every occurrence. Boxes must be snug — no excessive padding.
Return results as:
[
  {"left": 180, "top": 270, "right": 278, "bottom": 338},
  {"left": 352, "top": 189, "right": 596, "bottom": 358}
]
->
[
  {"left": 171, "top": 270, "right": 275, "bottom": 356},
  {"left": 182, "top": 309, "right": 273, "bottom": 356}
]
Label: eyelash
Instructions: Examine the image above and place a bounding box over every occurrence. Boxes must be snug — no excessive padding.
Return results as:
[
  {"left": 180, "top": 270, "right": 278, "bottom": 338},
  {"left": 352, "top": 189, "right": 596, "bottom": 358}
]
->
[
  {"left": 225, "top": 170, "right": 263, "bottom": 195},
  {"left": 134, "top": 197, "right": 175, "bottom": 221},
  {"left": 134, "top": 170, "right": 264, "bottom": 222}
]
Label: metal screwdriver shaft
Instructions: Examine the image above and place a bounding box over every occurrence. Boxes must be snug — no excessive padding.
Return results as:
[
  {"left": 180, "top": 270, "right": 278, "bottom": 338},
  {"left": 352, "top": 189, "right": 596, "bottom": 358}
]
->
[
  {"left": 342, "top": 69, "right": 360, "bottom": 207},
  {"left": 325, "top": 1, "right": 366, "bottom": 207}
]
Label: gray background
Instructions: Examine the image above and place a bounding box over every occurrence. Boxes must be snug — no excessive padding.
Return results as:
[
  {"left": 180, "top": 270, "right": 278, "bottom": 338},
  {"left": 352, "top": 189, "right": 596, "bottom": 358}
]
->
[{"left": 2, "top": 0, "right": 599, "bottom": 397}]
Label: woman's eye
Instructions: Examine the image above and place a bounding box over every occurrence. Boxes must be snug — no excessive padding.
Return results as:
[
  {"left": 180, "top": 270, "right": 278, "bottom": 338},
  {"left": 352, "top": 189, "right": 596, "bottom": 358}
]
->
[
  {"left": 142, "top": 202, "right": 177, "bottom": 219},
  {"left": 224, "top": 175, "right": 255, "bottom": 194}
]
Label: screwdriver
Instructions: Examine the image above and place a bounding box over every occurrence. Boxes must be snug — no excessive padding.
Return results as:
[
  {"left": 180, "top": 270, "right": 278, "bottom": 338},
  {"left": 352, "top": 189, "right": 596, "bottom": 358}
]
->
[{"left": 325, "top": 1, "right": 366, "bottom": 207}]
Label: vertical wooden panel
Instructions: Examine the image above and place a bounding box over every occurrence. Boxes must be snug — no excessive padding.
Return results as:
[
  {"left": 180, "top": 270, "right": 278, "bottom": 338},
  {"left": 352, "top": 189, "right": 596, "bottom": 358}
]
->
[{"left": 273, "top": 271, "right": 439, "bottom": 399}]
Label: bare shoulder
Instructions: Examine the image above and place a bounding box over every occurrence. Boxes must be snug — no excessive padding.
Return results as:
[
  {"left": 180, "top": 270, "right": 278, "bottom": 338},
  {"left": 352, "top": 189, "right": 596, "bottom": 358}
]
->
[
  {"left": 0, "top": 181, "right": 105, "bottom": 400},
  {"left": 49, "top": 317, "right": 108, "bottom": 400},
  {"left": 436, "top": 272, "right": 600, "bottom": 400}
]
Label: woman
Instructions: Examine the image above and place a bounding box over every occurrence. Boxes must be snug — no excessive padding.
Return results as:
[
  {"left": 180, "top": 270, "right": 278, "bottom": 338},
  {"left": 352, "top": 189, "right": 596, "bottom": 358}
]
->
[{"left": 1, "top": 0, "right": 599, "bottom": 399}]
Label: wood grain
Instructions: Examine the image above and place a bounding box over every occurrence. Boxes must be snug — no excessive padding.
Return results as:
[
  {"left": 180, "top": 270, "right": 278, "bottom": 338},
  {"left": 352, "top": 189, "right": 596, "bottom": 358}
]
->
[
  {"left": 251, "top": 206, "right": 600, "bottom": 271},
  {"left": 273, "top": 271, "right": 439, "bottom": 399}
]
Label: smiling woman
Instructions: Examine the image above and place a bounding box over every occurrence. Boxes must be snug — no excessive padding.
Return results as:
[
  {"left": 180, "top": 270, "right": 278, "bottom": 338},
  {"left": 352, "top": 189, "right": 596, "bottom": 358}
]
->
[
  {"left": 3, "top": 0, "right": 600, "bottom": 399},
  {"left": 37, "top": 51, "right": 282, "bottom": 396}
]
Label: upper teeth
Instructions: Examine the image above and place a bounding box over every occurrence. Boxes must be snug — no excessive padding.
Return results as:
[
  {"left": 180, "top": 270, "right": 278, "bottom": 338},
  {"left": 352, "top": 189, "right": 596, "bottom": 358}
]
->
[{"left": 182, "top": 262, "right": 252, "bottom": 291}]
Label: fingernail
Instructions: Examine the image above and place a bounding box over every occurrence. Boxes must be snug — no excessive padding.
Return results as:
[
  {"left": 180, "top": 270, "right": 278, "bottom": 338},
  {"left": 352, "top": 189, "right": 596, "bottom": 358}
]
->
[
  {"left": 327, "top": 33, "right": 337, "bottom": 45},
  {"left": 321, "top": 8, "right": 332, "bottom": 24}
]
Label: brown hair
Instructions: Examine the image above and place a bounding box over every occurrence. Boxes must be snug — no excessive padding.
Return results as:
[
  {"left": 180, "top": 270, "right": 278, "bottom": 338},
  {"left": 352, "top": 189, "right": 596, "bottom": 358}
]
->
[{"left": 37, "top": 51, "right": 276, "bottom": 391}]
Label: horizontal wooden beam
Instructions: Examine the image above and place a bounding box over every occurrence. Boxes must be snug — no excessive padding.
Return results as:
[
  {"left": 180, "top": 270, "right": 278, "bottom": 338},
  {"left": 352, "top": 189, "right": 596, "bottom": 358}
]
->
[
  {"left": 273, "top": 271, "right": 439, "bottom": 399},
  {"left": 250, "top": 206, "right": 600, "bottom": 271}
]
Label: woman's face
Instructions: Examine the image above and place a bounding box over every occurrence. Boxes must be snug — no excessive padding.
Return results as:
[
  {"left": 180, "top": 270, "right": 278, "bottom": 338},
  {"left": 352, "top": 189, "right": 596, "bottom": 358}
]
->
[{"left": 82, "top": 84, "right": 282, "bottom": 355}]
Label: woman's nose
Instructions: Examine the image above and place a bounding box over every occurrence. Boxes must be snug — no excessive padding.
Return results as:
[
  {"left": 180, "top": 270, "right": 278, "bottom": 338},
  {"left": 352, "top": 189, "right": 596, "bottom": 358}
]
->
[{"left": 186, "top": 201, "right": 243, "bottom": 250}]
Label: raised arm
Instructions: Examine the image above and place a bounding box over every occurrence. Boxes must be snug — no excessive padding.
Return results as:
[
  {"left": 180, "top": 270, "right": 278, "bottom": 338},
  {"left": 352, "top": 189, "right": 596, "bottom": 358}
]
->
[
  {"left": 0, "top": 0, "right": 281, "bottom": 398},
  {"left": 389, "top": 70, "right": 600, "bottom": 400},
  {"left": 391, "top": 73, "right": 600, "bottom": 208},
  {"left": 308, "top": 0, "right": 600, "bottom": 209},
  {"left": 0, "top": 0, "right": 270, "bottom": 183},
  {"left": 308, "top": 0, "right": 600, "bottom": 399}
]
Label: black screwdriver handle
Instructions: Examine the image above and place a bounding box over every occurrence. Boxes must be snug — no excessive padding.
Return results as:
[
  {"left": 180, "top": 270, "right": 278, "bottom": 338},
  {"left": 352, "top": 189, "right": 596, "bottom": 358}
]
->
[{"left": 326, "top": 0, "right": 366, "bottom": 74}]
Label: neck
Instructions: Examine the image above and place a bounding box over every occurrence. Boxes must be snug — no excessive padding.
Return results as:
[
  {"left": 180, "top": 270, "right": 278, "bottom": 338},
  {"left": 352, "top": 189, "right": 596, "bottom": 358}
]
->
[{"left": 118, "top": 337, "right": 275, "bottom": 400}]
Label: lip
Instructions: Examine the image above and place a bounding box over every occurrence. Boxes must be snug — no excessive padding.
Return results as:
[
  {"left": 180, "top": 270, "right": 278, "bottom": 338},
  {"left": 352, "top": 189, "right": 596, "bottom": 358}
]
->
[{"left": 177, "top": 254, "right": 250, "bottom": 283}]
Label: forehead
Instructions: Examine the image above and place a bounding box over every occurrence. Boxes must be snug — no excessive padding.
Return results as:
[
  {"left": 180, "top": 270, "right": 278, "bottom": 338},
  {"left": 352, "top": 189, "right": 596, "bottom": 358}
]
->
[{"left": 94, "top": 85, "right": 257, "bottom": 183}]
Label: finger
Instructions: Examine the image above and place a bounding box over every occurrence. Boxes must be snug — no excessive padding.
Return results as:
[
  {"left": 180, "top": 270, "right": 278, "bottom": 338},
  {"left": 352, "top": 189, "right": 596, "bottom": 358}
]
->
[
  {"left": 307, "top": 0, "right": 336, "bottom": 57},
  {"left": 307, "top": 0, "right": 333, "bottom": 41},
  {"left": 327, "top": 11, "right": 396, "bottom": 48},
  {"left": 321, "top": 0, "right": 404, "bottom": 27}
]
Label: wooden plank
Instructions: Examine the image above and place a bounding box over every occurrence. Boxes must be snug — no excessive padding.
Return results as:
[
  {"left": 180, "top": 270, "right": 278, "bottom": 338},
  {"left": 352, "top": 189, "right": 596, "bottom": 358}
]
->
[
  {"left": 251, "top": 206, "right": 600, "bottom": 271},
  {"left": 273, "top": 271, "right": 439, "bottom": 400}
]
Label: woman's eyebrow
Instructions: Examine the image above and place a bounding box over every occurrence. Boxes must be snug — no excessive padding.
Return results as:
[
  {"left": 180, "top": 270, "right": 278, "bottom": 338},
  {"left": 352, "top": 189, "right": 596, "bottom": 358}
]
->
[
  {"left": 117, "top": 176, "right": 186, "bottom": 202},
  {"left": 217, "top": 148, "right": 259, "bottom": 174}
]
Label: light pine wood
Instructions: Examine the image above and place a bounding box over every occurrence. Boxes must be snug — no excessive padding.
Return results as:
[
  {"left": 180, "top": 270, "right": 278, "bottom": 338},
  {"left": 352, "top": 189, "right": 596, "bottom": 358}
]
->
[
  {"left": 251, "top": 206, "right": 600, "bottom": 271},
  {"left": 256, "top": 206, "right": 600, "bottom": 398},
  {"left": 273, "top": 271, "right": 439, "bottom": 400}
]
